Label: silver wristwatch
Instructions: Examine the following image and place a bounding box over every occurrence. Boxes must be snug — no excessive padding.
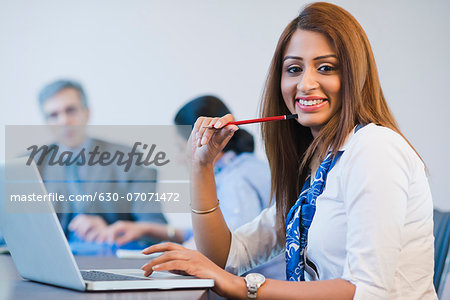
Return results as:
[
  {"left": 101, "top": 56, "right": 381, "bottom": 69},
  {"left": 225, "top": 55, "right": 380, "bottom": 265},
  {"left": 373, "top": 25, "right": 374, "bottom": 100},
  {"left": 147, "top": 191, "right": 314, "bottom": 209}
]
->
[{"left": 244, "top": 273, "right": 266, "bottom": 299}]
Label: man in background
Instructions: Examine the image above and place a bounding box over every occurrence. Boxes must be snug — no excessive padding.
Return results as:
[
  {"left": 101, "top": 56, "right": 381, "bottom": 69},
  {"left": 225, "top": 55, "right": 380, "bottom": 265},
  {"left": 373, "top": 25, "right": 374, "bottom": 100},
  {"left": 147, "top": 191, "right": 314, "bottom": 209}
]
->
[{"left": 36, "top": 79, "right": 166, "bottom": 250}]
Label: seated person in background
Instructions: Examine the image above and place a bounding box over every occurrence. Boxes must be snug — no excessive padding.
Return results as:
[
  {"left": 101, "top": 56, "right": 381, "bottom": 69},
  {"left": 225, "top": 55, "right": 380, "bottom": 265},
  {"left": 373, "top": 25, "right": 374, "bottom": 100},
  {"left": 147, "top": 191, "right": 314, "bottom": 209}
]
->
[
  {"left": 101, "top": 96, "right": 284, "bottom": 279},
  {"left": 36, "top": 79, "right": 167, "bottom": 250}
]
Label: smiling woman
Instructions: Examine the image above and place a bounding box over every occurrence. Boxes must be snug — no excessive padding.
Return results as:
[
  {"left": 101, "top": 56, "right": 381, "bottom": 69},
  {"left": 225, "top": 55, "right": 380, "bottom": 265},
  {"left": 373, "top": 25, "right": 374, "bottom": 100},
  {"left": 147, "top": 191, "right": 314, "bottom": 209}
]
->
[
  {"left": 140, "top": 2, "right": 437, "bottom": 299},
  {"left": 281, "top": 30, "right": 341, "bottom": 137}
]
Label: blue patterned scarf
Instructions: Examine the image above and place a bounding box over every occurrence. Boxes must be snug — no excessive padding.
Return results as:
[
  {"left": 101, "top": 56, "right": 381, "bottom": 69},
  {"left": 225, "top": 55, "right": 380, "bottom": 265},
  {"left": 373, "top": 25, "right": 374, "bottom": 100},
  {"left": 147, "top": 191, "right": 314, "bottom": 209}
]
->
[
  {"left": 285, "top": 125, "right": 366, "bottom": 281},
  {"left": 285, "top": 151, "right": 343, "bottom": 281}
]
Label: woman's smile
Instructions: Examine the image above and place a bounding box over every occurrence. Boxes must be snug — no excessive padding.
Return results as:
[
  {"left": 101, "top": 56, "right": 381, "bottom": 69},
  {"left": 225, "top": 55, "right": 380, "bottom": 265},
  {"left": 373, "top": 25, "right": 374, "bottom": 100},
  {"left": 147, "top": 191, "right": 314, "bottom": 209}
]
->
[{"left": 296, "top": 96, "right": 328, "bottom": 112}]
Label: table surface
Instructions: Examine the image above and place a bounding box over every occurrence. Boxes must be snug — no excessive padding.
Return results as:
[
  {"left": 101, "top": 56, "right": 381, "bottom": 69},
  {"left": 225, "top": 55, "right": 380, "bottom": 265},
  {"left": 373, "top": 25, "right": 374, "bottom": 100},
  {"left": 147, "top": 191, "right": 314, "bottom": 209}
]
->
[{"left": 0, "top": 253, "right": 213, "bottom": 300}]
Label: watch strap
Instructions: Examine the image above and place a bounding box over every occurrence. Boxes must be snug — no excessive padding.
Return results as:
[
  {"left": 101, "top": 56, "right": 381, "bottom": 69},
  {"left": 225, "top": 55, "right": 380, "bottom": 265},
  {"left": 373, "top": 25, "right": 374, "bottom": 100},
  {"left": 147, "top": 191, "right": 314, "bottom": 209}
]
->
[{"left": 247, "top": 284, "right": 258, "bottom": 298}]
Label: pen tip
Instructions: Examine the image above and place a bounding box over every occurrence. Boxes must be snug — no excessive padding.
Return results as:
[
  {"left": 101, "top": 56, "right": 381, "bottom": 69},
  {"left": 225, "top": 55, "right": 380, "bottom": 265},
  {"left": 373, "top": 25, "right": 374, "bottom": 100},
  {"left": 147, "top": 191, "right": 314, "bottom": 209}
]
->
[{"left": 286, "top": 114, "right": 298, "bottom": 120}]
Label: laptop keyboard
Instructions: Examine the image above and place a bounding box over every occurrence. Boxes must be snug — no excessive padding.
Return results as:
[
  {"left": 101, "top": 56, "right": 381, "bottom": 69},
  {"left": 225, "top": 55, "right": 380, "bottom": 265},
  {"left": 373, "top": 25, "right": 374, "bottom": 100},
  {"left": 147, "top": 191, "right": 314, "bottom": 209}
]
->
[{"left": 81, "top": 270, "right": 149, "bottom": 281}]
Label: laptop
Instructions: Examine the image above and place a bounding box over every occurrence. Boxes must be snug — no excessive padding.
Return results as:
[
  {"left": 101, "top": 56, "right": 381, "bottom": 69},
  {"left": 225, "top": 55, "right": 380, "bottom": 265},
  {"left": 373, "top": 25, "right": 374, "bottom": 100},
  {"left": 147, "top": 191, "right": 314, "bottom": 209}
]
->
[{"left": 0, "top": 158, "right": 214, "bottom": 291}]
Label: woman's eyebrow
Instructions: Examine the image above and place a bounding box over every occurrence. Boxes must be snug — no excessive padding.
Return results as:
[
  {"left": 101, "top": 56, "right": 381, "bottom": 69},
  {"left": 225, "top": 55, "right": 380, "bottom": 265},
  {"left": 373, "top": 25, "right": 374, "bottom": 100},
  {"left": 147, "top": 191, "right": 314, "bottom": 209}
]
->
[{"left": 283, "top": 54, "right": 337, "bottom": 62}]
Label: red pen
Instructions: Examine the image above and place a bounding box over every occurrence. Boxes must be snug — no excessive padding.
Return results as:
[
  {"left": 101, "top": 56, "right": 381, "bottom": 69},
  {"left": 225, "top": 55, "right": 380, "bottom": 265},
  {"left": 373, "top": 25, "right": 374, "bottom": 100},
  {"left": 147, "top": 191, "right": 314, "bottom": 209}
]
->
[{"left": 203, "top": 114, "right": 298, "bottom": 128}]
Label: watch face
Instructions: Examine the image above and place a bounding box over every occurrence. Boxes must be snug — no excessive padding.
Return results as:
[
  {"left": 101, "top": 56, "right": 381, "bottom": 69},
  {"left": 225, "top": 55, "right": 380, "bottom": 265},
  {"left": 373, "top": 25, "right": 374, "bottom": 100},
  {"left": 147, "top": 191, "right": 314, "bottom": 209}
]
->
[{"left": 246, "top": 273, "right": 266, "bottom": 285}]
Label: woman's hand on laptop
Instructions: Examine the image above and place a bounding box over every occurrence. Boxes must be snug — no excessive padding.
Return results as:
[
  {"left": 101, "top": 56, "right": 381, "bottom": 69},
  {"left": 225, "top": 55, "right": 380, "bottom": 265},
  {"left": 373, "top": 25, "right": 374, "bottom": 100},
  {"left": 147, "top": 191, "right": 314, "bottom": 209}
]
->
[{"left": 141, "top": 242, "right": 246, "bottom": 299}]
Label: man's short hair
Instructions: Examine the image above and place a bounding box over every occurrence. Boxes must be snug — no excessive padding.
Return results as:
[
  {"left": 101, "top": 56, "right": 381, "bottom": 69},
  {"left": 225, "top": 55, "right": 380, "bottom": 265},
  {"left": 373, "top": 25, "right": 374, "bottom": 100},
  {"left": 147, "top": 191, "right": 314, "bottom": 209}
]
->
[{"left": 38, "top": 79, "right": 88, "bottom": 109}]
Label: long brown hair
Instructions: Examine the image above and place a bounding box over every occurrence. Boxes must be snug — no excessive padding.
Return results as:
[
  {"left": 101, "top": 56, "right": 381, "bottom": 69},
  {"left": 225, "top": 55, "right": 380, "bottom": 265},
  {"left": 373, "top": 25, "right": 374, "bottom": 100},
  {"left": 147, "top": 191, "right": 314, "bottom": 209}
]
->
[{"left": 260, "top": 2, "right": 420, "bottom": 235}]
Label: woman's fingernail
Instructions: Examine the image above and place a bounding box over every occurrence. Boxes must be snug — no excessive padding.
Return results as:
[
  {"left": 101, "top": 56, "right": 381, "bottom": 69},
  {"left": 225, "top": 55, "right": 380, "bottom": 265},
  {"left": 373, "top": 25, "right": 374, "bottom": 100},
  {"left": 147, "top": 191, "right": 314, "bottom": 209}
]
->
[
  {"left": 140, "top": 264, "right": 147, "bottom": 270},
  {"left": 214, "top": 121, "right": 222, "bottom": 128},
  {"left": 152, "top": 265, "right": 160, "bottom": 270},
  {"left": 201, "top": 136, "right": 207, "bottom": 145}
]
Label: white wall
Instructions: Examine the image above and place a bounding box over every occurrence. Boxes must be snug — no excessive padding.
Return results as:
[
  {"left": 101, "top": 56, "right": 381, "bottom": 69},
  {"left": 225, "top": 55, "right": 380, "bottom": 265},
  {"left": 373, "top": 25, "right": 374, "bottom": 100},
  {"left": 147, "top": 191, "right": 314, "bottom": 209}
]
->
[{"left": 1, "top": 0, "right": 449, "bottom": 210}]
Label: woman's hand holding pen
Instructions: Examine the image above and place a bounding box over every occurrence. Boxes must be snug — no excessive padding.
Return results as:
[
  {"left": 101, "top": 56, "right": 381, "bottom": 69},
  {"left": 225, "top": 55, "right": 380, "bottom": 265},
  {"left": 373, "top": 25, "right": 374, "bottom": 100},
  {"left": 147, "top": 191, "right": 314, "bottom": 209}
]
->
[
  {"left": 188, "top": 113, "right": 297, "bottom": 166},
  {"left": 189, "top": 114, "right": 239, "bottom": 167}
]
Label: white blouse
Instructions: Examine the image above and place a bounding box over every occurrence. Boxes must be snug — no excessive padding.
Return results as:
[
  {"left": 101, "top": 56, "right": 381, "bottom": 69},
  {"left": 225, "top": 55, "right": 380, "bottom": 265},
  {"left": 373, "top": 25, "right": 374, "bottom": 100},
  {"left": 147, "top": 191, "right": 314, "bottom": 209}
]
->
[{"left": 225, "top": 124, "right": 437, "bottom": 299}]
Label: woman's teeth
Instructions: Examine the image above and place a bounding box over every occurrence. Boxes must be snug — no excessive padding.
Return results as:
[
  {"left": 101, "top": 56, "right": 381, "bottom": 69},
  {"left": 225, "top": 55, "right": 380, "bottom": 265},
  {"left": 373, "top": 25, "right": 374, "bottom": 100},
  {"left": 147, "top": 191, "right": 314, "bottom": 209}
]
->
[{"left": 298, "top": 99, "right": 325, "bottom": 106}]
